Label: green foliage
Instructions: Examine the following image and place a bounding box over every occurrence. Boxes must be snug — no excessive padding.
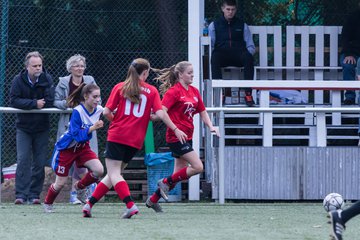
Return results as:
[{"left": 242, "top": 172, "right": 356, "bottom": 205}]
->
[{"left": 206, "top": 0, "right": 360, "bottom": 26}]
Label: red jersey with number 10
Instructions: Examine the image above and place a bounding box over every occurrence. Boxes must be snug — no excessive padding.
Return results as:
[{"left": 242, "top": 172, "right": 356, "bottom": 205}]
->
[
  {"left": 162, "top": 82, "right": 206, "bottom": 143},
  {"left": 105, "top": 82, "right": 162, "bottom": 149}
]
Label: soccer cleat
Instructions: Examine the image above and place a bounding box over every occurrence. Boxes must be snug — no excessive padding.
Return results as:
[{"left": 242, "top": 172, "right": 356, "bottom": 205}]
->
[
  {"left": 86, "top": 183, "right": 97, "bottom": 201},
  {"left": 43, "top": 203, "right": 55, "bottom": 213},
  {"left": 121, "top": 204, "right": 139, "bottom": 219},
  {"left": 82, "top": 203, "right": 92, "bottom": 218},
  {"left": 145, "top": 197, "right": 163, "bottom": 213},
  {"left": 76, "top": 188, "right": 87, "bottom": 204},
  {"left": 328, "top": 210, "right": 345, "bottom": 240},
  {"left": 30, "top": 198, "right": 41, "bottom": 205},
  {"left": 14, "top": 198, "right": 25, "bottom": 205},
  {"left": 157, "top": 179, "right": 169, "bottom": 201},
  {"left": 69, "top": 191, "right": 82, "bottom": 205},
  {"left": 74, "top": 181, "right": 87, "bottom": 204}
]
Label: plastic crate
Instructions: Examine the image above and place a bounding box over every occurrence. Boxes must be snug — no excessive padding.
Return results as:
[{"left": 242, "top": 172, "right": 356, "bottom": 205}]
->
[
  {"left": 2, "top": 164, "right": 16, "bottom": 180},
  {"left": 145, "top": 152, "right": 181, "bottom": 202}
]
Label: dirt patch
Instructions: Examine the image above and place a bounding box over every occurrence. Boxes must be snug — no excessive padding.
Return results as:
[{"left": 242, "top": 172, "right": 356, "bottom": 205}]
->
[{"left": 1, "top": 167, "right": 72, "bottom": 203}]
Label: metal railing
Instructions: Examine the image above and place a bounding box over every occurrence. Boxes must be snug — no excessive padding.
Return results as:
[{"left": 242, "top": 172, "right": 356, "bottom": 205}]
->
[{"left": 207, "top": 106, "right": 360, "bottom": 204}]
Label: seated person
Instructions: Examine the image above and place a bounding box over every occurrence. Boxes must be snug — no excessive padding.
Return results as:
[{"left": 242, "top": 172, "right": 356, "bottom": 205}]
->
[
  {"left": 209, "top": 0, "right": 255, "bottom": 106},
  {"left": 340, "top": 4, "right": 360, "bottom": 105},
  {"left": 356, "top": 58, "right": 360, "bottom": 146}
]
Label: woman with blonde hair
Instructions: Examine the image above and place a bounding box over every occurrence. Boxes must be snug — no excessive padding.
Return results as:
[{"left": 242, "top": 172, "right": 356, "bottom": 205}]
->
[
  {"left": 82, "top": 58, "right": 186, "bottom": 219},
  {"left": 146, "top": 61, "right": 220, "bottom": 213},
  {"left": 54, "top": 54, "right": 98, "bottom": 204}
]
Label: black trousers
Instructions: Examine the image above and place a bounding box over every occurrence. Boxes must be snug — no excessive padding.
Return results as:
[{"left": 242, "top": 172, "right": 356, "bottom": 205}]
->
[{"left": 211, "top": 48, "right": 254, "bottom": 93}]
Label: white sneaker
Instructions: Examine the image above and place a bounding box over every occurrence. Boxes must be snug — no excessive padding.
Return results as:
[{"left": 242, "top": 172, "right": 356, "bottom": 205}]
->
[
  {"left": 74, "top": 181, "right": 87, "bottom": 204},
  {"left": 43, "top": 203, "right": 54, "bottom": 213},
  {"left": 121, "top": 204, "right": 139, "bottom": 219},
  {"left": 72, "top": 198, "right": 82, "bottom": 205},
  {"left": 82, "top": 203, "right": 92, "bottom": 218},
  {"left": 69, "top": 191, "right": 82, "bottom": 205}
]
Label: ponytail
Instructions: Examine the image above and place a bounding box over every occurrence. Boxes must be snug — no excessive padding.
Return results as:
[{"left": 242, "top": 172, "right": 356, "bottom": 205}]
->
[
  {"left": 153, "top": 61, "right": 192, "bottom": 96},
  {"left": 67, "top": 83, "right": 99, "bottom": 108},
  {"left": 121, "top": 58, "right": 150, "bottom": 104},
  {"left": 67, "top": 83, "right": 86, "bottom": 108}
]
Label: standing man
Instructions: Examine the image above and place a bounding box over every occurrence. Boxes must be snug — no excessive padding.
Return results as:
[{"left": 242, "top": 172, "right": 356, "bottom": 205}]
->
[
  {"left": 340, "top": 2, "right": 360, "bottom": 105},
  {"left": 10, "top": 51, "right": 55, "bottom": 204},
  {"left": 209, "top": 0, "right": 256, "bottom": 106}
]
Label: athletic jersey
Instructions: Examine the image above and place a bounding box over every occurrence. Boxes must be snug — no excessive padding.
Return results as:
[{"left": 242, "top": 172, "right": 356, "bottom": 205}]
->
[
  {"left": 162, "top": 82, "right": 206, "bottom": 143},
  {"left": 105, "top": 81, "right": 162, "bottom": 149},
  {"left": 55, "top": 103, "right": 103, "bottom": 150}
]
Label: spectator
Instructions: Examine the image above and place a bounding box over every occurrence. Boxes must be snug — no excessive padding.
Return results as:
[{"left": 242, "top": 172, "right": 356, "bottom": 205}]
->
[
  {"left": 209, "top": 0, "right": 255, "bottom": 106},
  {"left": 54, "top": 54, "right": 97, "bottom": 204},
  {"left": 82, "top": 58, "right": 186, "bottom": 219},
  {"left": 43, "top": 83, "right": 104, "bottom": 213},
  {"left": 146, "top": 61, "right": 220, "bottom": 212},
  {"left": 340, "top": 3, "right": 360, "bottom": 105},
  {"left": 10, "top": 51, "right": 55, "bottom": 204},
  {"left": 356, "top": 58, "right": 360, "bottom": 146}
]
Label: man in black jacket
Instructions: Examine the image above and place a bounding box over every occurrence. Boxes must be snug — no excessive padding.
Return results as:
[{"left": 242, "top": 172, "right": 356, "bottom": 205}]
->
[
  {"left": 10, "top": 51, "right": 54, "bottom": 204},
  {"left": 340, "top": 3, "right": 360, "bottom": 105},
  {"left": 209, "top": 0, "right": 255, "bottom": 106}
]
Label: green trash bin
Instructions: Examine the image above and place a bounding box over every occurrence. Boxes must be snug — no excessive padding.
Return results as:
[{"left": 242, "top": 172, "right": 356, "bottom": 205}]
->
[{"left": 144, "top": 152, "right": 181, "bottom": 202}]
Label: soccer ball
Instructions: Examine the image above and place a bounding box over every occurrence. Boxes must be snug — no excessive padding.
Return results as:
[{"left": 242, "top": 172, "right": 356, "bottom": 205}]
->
[{"left": 323, "top": 193, "right": 345, "bottom": 212}]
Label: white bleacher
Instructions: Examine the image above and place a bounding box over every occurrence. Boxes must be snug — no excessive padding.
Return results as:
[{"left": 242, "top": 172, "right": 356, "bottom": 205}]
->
[
  {"left": 200, "top": 26, "right": 360, "bottom": 203},
  {"left": 211, "top": 80, "right": 360, "bottom": 147},
  {"left": 201, "top": 25, "right": 358, "bottom": 147},
  {"left": 252, "top": 25, "right": 343, "bottom": 105},
  {"left": 200, "top": 25, "right": 360, "bottom": 203}
]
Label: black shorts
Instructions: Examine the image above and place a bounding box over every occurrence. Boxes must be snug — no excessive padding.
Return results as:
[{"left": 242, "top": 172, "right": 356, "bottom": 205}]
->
[
  {"left": 167, "top": 140, "right": 193, "bottom": 158},
  {"left": 104, "top": 141, "right": 138, "bottom": 163}
]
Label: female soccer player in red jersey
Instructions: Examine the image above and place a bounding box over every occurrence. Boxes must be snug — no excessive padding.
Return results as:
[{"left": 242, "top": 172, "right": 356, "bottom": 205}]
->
[
  {"left": 145, "top": 61, "right": 220, "bottom": 212},
  {"left": 43, "top": 83, "right": 104, "bottom": 213},
  {"left": 82, "top": 58, "right": 186, "bottom": 218}
]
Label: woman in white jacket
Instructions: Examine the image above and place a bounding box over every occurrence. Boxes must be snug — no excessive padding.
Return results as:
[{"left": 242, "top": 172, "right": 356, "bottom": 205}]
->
[{"left": 54, "top": 54, "right": 98, "bottom": 204}]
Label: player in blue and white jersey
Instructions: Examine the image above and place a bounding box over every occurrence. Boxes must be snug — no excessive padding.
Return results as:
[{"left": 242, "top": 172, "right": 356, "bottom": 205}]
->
[{"left": 43, "top": 83, "right": 104, "bottom": 213}]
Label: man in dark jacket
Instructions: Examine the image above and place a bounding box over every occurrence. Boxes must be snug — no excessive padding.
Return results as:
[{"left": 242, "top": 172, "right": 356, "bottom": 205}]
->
[
  {"left": 10, "top": 51, "right": 54, "bottom": 204},
  {"left": 209, "top": 0, "right": 255, "bottom": 106},
  {"left": 340, "top": 3, "right": 360, "bottom": 105}
]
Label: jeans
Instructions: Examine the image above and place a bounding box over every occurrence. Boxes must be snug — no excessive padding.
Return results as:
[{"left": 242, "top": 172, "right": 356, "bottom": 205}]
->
[
  {"left": 15, "top": 129, "right": 49, "bottom": 200},
  {"left": 211, "top": 48, "right": 254, "bottom": 94},
  {"left": 340, "top": 53, "right": 359, "bottom": 101}
]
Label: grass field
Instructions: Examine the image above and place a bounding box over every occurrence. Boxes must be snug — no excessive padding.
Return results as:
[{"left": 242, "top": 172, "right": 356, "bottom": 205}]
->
[{"left": 0, "top": 202, "right": 359, "bottom": 240}]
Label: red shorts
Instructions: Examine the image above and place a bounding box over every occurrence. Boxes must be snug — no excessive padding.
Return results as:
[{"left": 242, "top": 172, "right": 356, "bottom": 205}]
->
[{"left": 51, "top": 143, "right": 98, "bottom": 177}]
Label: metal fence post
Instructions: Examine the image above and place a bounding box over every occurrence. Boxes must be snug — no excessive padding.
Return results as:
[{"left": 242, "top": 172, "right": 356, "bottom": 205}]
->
[
  {"left": 218, "top": 110, "right": 225, "bottom": 204},
  {"left": 0, "top": 0, "right": 9, "bottom": 204}
]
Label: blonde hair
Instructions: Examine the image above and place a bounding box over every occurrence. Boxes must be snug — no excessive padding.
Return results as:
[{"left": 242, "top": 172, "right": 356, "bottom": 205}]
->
[
  {"left": 153, "top": 61, "right": 192, "bottom": 95},
  {"left": 121, "top": 58, "right": 150, "bottom": 104}
]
